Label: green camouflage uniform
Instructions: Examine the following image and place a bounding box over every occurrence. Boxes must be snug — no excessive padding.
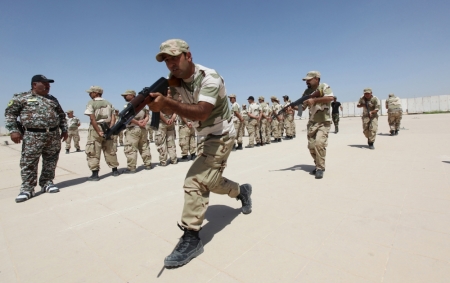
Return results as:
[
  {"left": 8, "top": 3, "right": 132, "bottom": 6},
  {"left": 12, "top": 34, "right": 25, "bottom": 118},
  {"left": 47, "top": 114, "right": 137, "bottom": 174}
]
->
[
  {"left": 303, "top": 83, "right": 334, "bottom": 170},
  {"left": 5, "top": 91, "right": 67, "bottom": 192},
  {"left": 358, "top": 94, "right": 380, "bottom": 143},
  {"left": 170, "top": 63, "right": 239, "bottom": 231}
]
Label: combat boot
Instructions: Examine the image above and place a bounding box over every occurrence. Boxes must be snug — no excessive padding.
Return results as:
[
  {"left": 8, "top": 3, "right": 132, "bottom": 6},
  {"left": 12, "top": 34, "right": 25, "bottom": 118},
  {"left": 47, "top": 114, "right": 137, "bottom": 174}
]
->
[
  {"left": 395, "top": 130, "right": 399, "bottom": 135},
  {"left": 315, "top": 169, "right": 324, "bottom": 179},
  {"left": 190, "top": 153, "right": 197, "bottom": 160},
  {"left": 179, "top": 155, "right": 189, "bottom": 162},
  {"left": 65, "top": 149, "right": 69, "bottom": 154},
  {"left": 236, "top": 143, "right": 243, "bottom": 150},
  {"left": 164, "top": 225, "right": 204, "bottom": 268},
  {"left": 390, "top": 130, "right": 394, "bottom": 136},
  {"left": 76, "top": 148, "right": 81, "bottom": 152},
  {"left": 368, "top": 142, "right": 375, "bottom": 150},
  {"left": 87, "top": 170, "right": 100, "bottom": 181},
  {"left": 112, "top": 167, "right": 120, "bottom": 177},
  {"left": 335, "top": 126, "right": 339, "bottom": 133},
  {"left": 245, "top": 145, "right": 254, "bottom": 148},
  {"left": 237, "top": 184, "right": 252, "bottom": 214}
]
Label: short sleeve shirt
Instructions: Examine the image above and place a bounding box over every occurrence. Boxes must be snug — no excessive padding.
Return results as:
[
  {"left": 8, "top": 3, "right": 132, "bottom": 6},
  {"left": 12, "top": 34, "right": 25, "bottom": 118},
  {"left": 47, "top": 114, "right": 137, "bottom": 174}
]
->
[
  {"left": 331, "top": 101, "right": 341, "bottom": 114},
  {"left": 84, "top": 97, "right": 114, "bottom": 123},
  {"left": 302, "top": 83, "right": 334, "bottom": 122},
  {"left": 358, "top": 95, "right": 380, "bottom": 117}
]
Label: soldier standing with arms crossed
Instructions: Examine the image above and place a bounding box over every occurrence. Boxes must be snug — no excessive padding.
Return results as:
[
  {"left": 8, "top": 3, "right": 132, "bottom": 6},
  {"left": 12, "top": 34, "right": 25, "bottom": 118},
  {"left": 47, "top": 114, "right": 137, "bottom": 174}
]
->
[
  {"left": 357, "top": 88, "right": 379, "bottom": 149},
  {"left": 84, "top": 86, "right": 120, "bottom": 181},
  {"left": 5, "top": 75, "right": 68, "bottom": 202},
  {"left": 300, "top": 71, "right": 334, "bottom": 179},
  {"left": 331, "top": 97, "right": 343, "bottom": 133},
  {"left": 385, "top": 93, "right": 402, "bottom": 136},
  {"left": 228, "top": 94, "right": 244, "bottom": 150},
  {"left": 121, "top": 90, "right": 152, "bottom": 173},
  {"left": 65, "top": 110, "right": 81, "bottom": 153},
  {"left": 149, "top": 39, "right": 252, "bottom": 267}
]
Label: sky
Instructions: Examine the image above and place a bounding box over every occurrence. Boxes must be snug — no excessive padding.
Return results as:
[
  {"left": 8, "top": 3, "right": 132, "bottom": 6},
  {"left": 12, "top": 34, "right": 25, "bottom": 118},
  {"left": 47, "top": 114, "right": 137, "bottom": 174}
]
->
[{"left": 1, "top": 0, "right": 449, "bottom": 124}]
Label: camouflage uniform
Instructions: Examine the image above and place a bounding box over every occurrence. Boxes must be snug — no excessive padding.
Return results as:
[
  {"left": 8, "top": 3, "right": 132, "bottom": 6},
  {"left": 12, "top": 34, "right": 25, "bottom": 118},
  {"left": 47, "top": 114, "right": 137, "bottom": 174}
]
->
[
  {"left": 386, "top": 93, "right": 402, "bottom": 134},
  {"left": 178, "top": 116, "right": 197, "bottom": 157},
  {"left": 5, "top": 91, "right": 67, "bottom": 193},
  {"left": 84, "top": 97, "right": 119, "bottom": 171},
  {"left": 302, "top": 78, "right": 334, "bottom": 171},
  {"left": 331, "top": 101, "right": 342, "bottom": 132},
  {"left": 283, "top": 100, "right": 294, "bottom": 138},
  {"left": 156, "top": 112, "right": 178, "bottom": 165},
  {"left": 247, "top": 101, "right": 260, "bottom": 146},
  {"left": 241, "top": 105, "right": 249, "bottom": 137},
  {"left": 358, "top": 90, "right": 380, "bottom": 143},
  {"left": 230, "top": 98, "right": 244, "bottom": 146},
  {"left": 270, "top": 97, "right": 283, "bottom": 140},
  {"left": 168, "top": 62, "right": 240, "bottom": 231},
  {"left": 259, "top": 98, "right": 271, "bottom": 144},
  {"left": 65, "top": 111, "right": 81, "bottom": 151},
  {"left": 123, "top": 103, "right": 152, "bottom": 171},
  {"left": 145, "top": 112, "right": 155, "bottom": 142}
]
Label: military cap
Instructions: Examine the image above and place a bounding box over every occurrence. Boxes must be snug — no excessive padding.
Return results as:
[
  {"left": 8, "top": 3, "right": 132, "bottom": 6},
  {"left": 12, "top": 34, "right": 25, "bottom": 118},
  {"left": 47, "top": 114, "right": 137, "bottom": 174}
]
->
[
  {"left": 282, "top": 95, "right": 289, "bottom": 100},
  {"left": 156, "top": 39, "right": 190, "bottom": 62},
  {"left": 228, "top": 94, "right": 236, "bottom": 98},
  {"left": 66, "top": 110, "right": 73, "bottom": 113},
  {"left": 302, "top": 71, "right": 321, "bottom": 81},
  {"left": 258, "top": 96, "right": 265, "bottom": 100},
  {"left": 364, "top": 88, "right": 372, "bottom": 94},
  {"left": 388, "top": 93, "right": 395, "bottom": 97},
  {"left": 121, "top": 90, "right": 136, "bottom": 96},
  {"left": 31, "top": 74, "right": 54, "bottom": 84},
  {"left": 242, "top": 104, "right": 247, "bottom": 107},
  {"left": 270, "top": 96, "right": 279, "bottom": 101},
  {"left": 86, "top": 86, "right": 103, "bottom": 94},
  {"left": 247, "top": 96, "right": 255, "bottom": 100}
]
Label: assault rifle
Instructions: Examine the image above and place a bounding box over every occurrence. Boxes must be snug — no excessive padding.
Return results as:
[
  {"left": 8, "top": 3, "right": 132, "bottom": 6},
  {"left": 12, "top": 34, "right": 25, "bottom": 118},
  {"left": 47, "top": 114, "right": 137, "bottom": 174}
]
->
[
  {"left": 102, "top": 77, "right": 170, "bottom": 140},
  {"left": 364, "top": 100, "right": 373, "bottom": 131},
  {"left": 272, "top": 89, "right": 322, "bottom": 119}
]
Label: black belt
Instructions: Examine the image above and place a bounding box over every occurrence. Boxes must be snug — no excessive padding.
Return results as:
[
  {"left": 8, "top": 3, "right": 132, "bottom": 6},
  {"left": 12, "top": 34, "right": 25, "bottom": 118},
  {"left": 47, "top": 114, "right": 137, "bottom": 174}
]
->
[{"left": 25, "top": 127, "right": 58, "bottom": 133}]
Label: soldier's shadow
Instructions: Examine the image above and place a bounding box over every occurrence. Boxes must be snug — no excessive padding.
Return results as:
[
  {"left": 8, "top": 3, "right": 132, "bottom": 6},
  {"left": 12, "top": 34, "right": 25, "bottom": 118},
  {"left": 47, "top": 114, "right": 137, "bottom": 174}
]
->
[
  {"left": 378, "top": 133, "right": 392, "bottom": 136},
  {"left": 348, "top": 144, "right": 368, "bottom": 149},
  {"left": 57, "top": 177, "right": 87, "bottom": 190},
  {"left": 201, "top": 205, "right": 241, "bottom": 246},
  {"left": 270, "top": 164, "right": 315, "bottom": 172},
  {"left": 443, "top": 161, "right": 450, "bottom": 164}
]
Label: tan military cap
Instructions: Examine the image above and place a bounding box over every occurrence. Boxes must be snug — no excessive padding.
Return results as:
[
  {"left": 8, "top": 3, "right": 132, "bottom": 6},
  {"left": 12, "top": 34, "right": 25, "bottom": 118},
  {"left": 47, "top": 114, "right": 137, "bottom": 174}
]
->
[
  {"left": 156, "top": 39, "right": 190, "bottom": 62},
  {"left": 258, "top": 96, "right": 265, "bottom": 100},
  {"left": 364, "top": 88, "right": 372, "bottom": 94},
  {"left": 66, "top": 110, "right": 73, "bottom": 113},
  {"left": 228, "top": 94, "right": 236, "bottom": 98},
  {"left": 85, "top": 86, "right": 103, "bottom": 94},
  {"left": 270, "top": 96, "right": 279, "bottom": 101},
  {"left": 388, "top": 93, "right": 395, "bottom": 97},
  {"left": 302, "top": 71, "right": 321, "bottom": 81},
  {"left": 242, "top": 104, "right": 247, "bottom": 107},
  {"left": 121, "top": 90, "right": 136, "bottom": 96}
]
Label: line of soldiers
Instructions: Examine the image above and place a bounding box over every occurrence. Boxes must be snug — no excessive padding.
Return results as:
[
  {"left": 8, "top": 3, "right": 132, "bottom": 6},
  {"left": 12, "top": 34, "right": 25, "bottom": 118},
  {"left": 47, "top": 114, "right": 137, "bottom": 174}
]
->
[{"left": 228, "top": 94, "right": 298, "bottom": 149}]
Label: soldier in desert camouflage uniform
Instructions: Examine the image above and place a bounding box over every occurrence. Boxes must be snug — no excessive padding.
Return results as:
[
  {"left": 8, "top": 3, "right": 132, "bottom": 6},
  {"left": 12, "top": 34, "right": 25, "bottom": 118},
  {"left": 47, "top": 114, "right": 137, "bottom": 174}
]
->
[
  {"left": 145, "top": 112, "right": 155, "bottom": 143},
  {"left": 282, "top": 95, "right": 294, "bottom": 139},
  {"left": 120, "top": 90, "right": 152, "bottom": 173},
  {"left": 229, "top": 94, "right": 244, "bottom": 150},
  {"left": 5, "top": 75, "right": 68, "bottom": 203},
  {"left": 84, "top": 86, "right": 120, "bottom": 181},
  {"left": 65, "top": 110, "right": 81, "bottom": 153},
  {"left": 357, "top": 88, "right": 379, "bottom": 149},
  {"left": 156, "top": 110, "right": 178, "bottom": 166},
  {"left": 270, "top": 96, "right": 283, "bottom": 142},
  {"left": 150, "top": 39, "right": 252, "bottom": 268},
  {"left": 258, "top": 96, "right": 271, "bottom": 145},
  {"left": 246, "top": 96, "right": 260, "bottom": 148},
  {"left": 241, "top": 104, "right": 249, "bottom": 137},
  {"left": 385, "top": 93, "right": 402, "bottom": 136}
]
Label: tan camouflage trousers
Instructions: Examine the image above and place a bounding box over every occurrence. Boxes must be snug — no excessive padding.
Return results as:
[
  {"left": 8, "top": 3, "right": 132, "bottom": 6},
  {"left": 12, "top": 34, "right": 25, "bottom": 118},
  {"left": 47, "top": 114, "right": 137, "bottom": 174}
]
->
[
  {"left": 124, "top": 127, "right": 151, "bottom": 170},
  {"left": 362, "top": 116, "right": 378, "bottom": 143},
  {"left": 115, "top": 130, "right": 124, "bottom": 146},
  {"left": 278, "top": 119, "right": 284, "bottom": 137},
  {"left": 307, "top": 121, "right": 331, "bottom": 171},
  {"left": 259, "top": 119, "right": 268, "bottom": 144},
  {"left": 285, "top": 114, "right": 294, "bottom": 136},
  {"left": 155, "top": 126, "right": 177, "bottom": 165},
  {"left": 146, "top": 125, "right": 154, "bottom": 142},
  {"left": 233, "top": 120, "right": 244, "bottom": 144},
  {"left": 65, "top": 128, "right": 80, "bottom": 150},
  {"left": 85, "top": 128, "right": 119, "bottom": 171},
  {"left": 271, "top": 119, "right": 281, "bottom": 138},
  {"left": 265, "top": 119, "right": 272, "bottom": 143},
  {"left": 181, "top": 134, "right": 240, "bottom": 231},
  {"left": 255, "top": 121, "right": 262, "bottom": 143},
  {"left": 388, "top": 112, "right": 402, "bottom": 131},
  {"left": 179, "top": 125, "right": 197, "bottom": 156},
  {"left": 247, "top": 119, "right": 258, "bottom": 146},
  {"left": 20, "top": 131, "right": 61, "bottom": 192}
]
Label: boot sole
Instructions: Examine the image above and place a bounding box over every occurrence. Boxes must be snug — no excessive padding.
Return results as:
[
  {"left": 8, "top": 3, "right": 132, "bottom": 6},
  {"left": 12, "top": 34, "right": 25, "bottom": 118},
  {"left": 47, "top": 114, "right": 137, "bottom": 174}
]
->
[{"left": 164, "top": 243, "right": 204, "bottom": 268}]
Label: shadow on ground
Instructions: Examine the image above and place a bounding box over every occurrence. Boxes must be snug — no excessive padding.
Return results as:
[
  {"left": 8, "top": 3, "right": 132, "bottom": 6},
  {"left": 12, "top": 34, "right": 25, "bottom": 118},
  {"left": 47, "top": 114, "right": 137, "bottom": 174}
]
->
[
  {"left": 378, "top": 133, "right": 393, "bottom": 136},
  {"left": 443, "top": 161, "right": 450, "bottom": 164},
  {"left": 348, "top": 144, "right": 368, "bottom": 149},
  {"left": 202, "top": 205, "right": 241, "bottom": 246},
  {"left": 57, "top": 177, "right": 87, "bottom": 189},
  {"left": 271, "top": 164, "right": 315, "bottom": 172}
]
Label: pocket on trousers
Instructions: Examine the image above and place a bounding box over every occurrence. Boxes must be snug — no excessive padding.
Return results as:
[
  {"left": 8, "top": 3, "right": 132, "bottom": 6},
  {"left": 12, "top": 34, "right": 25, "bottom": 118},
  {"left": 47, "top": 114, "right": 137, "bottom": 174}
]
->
[{"left": 85, "top": 141, "right": 96, "bottom": 157}]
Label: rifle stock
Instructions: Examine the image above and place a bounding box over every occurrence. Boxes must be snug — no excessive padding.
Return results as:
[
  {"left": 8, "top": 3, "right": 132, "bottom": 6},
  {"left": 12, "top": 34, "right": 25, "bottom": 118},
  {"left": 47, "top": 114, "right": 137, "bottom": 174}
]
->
[{"left": 102, "top": 77, "right": 169, "bottom": 140}]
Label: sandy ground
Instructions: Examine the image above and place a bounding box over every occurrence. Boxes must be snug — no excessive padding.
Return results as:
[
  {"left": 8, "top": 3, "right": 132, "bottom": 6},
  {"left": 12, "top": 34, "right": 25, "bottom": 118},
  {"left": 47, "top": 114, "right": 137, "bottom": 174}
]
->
[{"left": 0, "top": 114, "right": 449, "bottom": 283}]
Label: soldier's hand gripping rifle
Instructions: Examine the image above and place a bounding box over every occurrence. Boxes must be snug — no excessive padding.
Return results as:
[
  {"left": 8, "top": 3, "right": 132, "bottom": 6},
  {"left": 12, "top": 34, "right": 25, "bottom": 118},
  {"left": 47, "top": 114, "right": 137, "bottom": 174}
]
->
[
  {"left": 102, "top": 77, "right": 169, "bottom": 140},
  {"left": 272, "top": 89, "right": 322, "bottom": 119},
  {"left": 364, "top": 100, "right": 373, "bottom": 131}
]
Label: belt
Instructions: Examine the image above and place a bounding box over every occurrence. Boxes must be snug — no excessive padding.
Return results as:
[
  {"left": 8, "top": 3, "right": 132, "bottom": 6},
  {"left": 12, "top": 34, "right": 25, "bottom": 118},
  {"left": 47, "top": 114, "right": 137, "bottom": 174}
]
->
[{"left": 25, "top": 126, "right": 58, "bottom": 133}]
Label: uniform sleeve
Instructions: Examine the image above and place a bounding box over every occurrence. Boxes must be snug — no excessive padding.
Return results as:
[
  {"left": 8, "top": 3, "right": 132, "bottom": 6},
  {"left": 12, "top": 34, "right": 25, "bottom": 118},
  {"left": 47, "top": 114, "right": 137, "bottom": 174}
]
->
[
  {"left": 232, "top": 104, "right": 239, "bottom": 112},
  {"left": 84, "top": 102, "right": 94, "bottom": 115},
  {"left": 374, "top": 98, "right": 380, "bottom": 110},
  {"left": 4, "top": 96, "right": 22, "bottom": 133},
  {"left": 50, "top": 96, "right": 68, "bottom": 132},
  {"left": 198, "top": 73, "right": 222, "bottom": 105},
  {"left": 358, "top": 96, "right": 365, "bottom": 105},
  {"left": 319, "top": 83, "right": 333, "bottom": 97}
]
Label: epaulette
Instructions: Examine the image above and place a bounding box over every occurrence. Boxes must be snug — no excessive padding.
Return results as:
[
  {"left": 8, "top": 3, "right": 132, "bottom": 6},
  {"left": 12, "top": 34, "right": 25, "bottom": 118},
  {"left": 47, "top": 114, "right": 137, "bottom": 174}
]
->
[{"left": 13, "top": 91, "right": 29, "bottom": 97}]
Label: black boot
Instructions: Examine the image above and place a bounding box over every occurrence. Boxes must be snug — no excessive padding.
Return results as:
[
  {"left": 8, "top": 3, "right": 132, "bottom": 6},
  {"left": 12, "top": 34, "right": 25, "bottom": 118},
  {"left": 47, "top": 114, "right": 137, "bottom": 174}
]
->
[
  {"left": 236, "top": 143, "right": 243, "bottom": 150},
  {"left": 395, "top": 130, "right": 399, "bottom": 135},
  {"left": 190, "top": 153, "right": 197, "bottom": 160},
  {"left": 76, "top": 148, "right": 81, "bottom": 152},
  {"left": 237, "top": 184, "right": 252, "bottom": 214},
  {"left": 315, "top": 169, "right": 324, "bottom": 179},
  {"left": 65, "top": 149, "right": 69, "bottom": 154},
  {"left": 179, "top": 155, "right": 189, "bottom": 162},
  {"left": 390, "top": 130, "right": 394, "bottom": 136},
  {"left": 164, "top": 225, "right": 204, "bottom": 268},
  {"left": 368, "top": 142, "right": 375, "bottom": 150},
  {"left": 112, "top": 167, "right": 120, "bottom": 177},
  {"left": 87, "top": 170, "right": 100, "bottom": 181}
]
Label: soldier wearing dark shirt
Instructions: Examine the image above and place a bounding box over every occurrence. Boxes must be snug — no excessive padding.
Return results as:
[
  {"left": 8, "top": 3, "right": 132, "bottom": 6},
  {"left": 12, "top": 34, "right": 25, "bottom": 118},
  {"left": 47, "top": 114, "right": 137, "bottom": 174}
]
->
[
  {"left": 331, "top": 97, "right": 343, "bottom": 133},
  {"left": 4, "top": 75, "right": 68, "bottom": 203}
]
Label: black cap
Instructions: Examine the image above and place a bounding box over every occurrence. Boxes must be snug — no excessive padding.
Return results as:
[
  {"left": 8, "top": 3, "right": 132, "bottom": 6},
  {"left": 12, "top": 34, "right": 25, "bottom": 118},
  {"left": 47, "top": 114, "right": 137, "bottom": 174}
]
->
[
  {"left": 283, "top": 95, "right": 289, "bottom": 99},
  {"left": 31, "top": 74, "right": 54, "bottom": 84},
  {"left": 247, "top": 96, "right": 254, "bottom": 100}
]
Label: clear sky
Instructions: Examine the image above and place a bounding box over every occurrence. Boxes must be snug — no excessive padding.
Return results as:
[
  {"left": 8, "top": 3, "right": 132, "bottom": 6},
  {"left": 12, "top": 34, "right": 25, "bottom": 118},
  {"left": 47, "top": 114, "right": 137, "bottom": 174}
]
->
[{"left": 1, "top": 0, "right": 449, "bottom": 123}]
